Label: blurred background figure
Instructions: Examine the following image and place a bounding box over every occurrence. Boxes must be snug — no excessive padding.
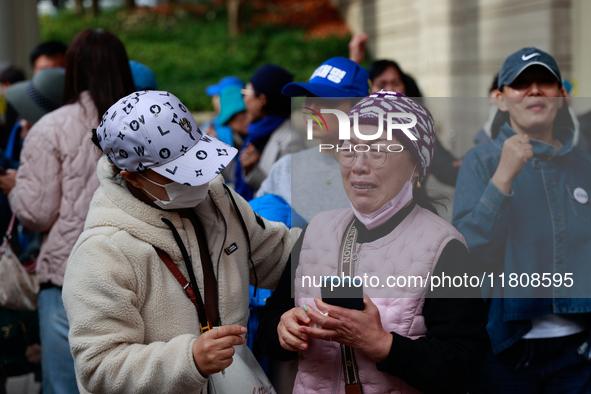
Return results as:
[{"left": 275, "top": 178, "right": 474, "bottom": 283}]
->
[
  {"left": 256, "top": 56, "right": 370, "bottom": 222},
  {"left": 0, "top": 67, "right": 65, "bottom": 394},
  {"left": 0, "top": 66, "right": 26, "bottom": 151},
  {"left": 7, "top": 29, "right": 134, "bottom": 394},
  {"left": 218, "top": 84, "right": 248, "bottom": 146},
  {"left": 236, "top": 64, "right": 305, "bottom": 200},
  {"left": 367, "top": 58, "right": 463, "bottom": 187},
  {"left": 129, "top": 60, "right": 157, "bottom": 91},
  {"left": 214, "top": 84, "right": 248, "bottom": 183},
  {"left": 29, "top": 41, "right": 67, "bottom": 74},
  {"left": 202, "top": 75, "right": 244, "bottom": 146},
  {"left": 473, "top": 73, "right": 500, "bottom": 146},
  {"left": 250, "top": 56, "right": 369, "bottom": 394}
]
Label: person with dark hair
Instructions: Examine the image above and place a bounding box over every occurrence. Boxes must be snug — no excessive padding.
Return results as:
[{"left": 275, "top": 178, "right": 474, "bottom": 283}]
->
[
  {"left": 29, "top": 40, "right": 67, "bottom": 74},
  {"left": 368, "top": 60, "right": 422, "bottom": 97},
  {"left": 453, "top": 47, "right": 591, "bottom": 392},
  {"left": 0, "top": 66, "right": 25, "bottom": 91},
  {"left": 258, "top": 92, "right": 490, "bottom": 394},
  {"left": 7, "top": 29, "right": 134, "bottom": 394},
  {"left": 368, "top": 59, "right": 462, "bottom": 187},
  {"left": 0, "top": 66, "right": 26, "bottom": 150},
  {"left": 236, "top": 64, "right": 305, "bottom": 200},
  {"left": 0, "top": 67, "right": 65, "bottom": 393}
]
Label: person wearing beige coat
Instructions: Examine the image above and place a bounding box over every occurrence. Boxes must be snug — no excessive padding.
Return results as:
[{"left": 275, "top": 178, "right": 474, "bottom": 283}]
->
[{"left": 62, "top": 90, "right": 299, "bottom": 394}]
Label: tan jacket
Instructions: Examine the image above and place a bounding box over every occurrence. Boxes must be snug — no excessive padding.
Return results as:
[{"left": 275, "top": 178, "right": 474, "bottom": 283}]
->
[
  {"left": 62, "top": 157, "right": 299, "bottom": 394},
  {"left": 9, "top": 91, "right": 101, "bottom": 286}
]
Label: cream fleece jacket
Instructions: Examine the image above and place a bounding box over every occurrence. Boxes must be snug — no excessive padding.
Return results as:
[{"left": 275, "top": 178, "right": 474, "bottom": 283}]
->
[{"left": 62, "top": 157, "right": 299, "bottom": 394}]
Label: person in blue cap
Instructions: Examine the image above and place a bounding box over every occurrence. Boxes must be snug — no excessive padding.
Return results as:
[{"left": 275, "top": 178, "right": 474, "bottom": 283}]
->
[
  {"left": 453, "top": 47, "right": 591, "bottom": 392},
  {"left": 203, "top": 76, "right": 244, "bottom": 147},
  {"left": 129, "top": 60, "right": 157, "bottom": 91},
  {"left": 255, "top": 57, "right": 371, "bottom": 222}
]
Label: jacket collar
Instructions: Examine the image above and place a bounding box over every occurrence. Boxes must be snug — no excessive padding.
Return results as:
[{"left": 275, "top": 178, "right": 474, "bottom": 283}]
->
[
  {"left": 86, "top": 156, "right": 227, "bottom": 261},
  {"left": 494, "top": 122, "right": 574, "bottom": 159}
]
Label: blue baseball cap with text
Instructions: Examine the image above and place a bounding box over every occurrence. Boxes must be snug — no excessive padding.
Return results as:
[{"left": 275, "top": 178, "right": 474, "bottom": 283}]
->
[
  {"left": 282, "top": 57, "right": 371, "bottom": 98},
  {"left": 498, "top": 47, "right": 561, "bottom": 90}
]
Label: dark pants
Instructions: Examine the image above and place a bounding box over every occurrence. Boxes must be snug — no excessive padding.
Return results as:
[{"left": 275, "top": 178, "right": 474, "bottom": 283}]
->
[{"left": 472, "top": 331, "right": 591, "bottom": 394}]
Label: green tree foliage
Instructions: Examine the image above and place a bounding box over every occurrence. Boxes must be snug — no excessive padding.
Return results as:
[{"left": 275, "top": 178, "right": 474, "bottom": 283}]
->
[{"left": 40, "top": 7, "right": 351, "bottom": 111}]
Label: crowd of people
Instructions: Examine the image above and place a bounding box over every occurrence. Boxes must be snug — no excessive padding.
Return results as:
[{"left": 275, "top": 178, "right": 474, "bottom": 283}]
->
[{"left": 0, "top": 27, "right": 589, "bottom": 394}]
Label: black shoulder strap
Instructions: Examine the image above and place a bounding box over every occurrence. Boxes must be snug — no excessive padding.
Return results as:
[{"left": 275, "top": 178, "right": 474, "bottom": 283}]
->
[
  {"left": 160, "top": 217, "right": 212, "bottom": 333},
  {"left": 222, "top": 184, "right": 259, "bottom": 296}
]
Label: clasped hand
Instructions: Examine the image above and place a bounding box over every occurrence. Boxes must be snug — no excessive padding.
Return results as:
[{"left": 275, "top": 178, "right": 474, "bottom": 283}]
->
[
  {"left": 192, "top": 325, "right": 246, "bottom": 377},
  {"left": 278, "top": 297, "right": 392, "bottom": 363}
]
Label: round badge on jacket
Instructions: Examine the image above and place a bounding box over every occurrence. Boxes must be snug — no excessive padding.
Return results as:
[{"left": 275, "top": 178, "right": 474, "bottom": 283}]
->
[{"left": 573, "top": 187, "right": 588, "bottom": 204}]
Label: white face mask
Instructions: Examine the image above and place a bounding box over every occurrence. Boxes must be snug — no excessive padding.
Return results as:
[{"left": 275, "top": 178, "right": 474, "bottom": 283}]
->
[
  {"left": 138, "top": 173, "right": 209, "bottom": 210},
  {"left": 350, "top": 165, "right": 416, "bottom": 230}
]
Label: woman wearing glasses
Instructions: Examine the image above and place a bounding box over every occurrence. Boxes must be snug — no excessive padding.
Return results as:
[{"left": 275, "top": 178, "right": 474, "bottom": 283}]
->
[{"left": 257, "top": 92, "right": 490, "bottom": 394}]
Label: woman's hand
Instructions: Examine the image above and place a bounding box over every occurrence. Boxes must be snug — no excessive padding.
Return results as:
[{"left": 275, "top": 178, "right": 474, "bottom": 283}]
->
[
  {"left": 240, "top": 143, "right": 261, "bottom": 175},
  {"left": 299, "top": 297, "right": 393, "bottom": 363},
  {"left": 491, "top": 133, "right": 533, "bottom": 194},
  {"left": 0, "top": 169, "right": 17, "bottom": 195},
  {"left": 192, "top": 325, "right": 246, "bottom": 377},
  {"left": 278, "top": 307, "right": 312, "bottom": 352}
]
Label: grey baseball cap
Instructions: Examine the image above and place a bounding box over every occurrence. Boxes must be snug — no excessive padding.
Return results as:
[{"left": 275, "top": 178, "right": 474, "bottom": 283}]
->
[
  {"left": 498, "top": 47, "right": 561, "bottom": 90},
  {"left": 5, "top": 67, "right": 65, "bottom": 124}
]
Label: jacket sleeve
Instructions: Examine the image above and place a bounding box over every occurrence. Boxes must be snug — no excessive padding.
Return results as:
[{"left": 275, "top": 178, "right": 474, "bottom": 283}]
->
[
  {"left": 376, "top": 240, "right": 490, "bottom": 394},
  {"left": 255, "top": 154, "right": 291, "bottom": 200},
  {"left": 452, "top": 149, "right": 512, "bottom": 265},
  {"left": 62, "top": 234, "right": 207, "bottom": 394},
  {"left": 227, "top": 186, "right": 301, "bottom": 290},
  {"left": 243, "top": 164, "right": 267, "bottom": 191},
  {"left": 8, "top": 123, "right": 62, "bottom": 232}
]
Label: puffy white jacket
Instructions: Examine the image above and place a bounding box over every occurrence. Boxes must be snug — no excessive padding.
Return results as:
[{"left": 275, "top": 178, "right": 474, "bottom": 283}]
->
[
  {"left": 62, "top": 157, "right": 299, "bottom": 394},
  {"left": 9, "top": 91, "right": 101, "bottom": 286}
]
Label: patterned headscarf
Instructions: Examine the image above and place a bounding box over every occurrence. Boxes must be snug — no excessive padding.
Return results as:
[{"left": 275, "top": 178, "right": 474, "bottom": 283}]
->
[{"left": 348, "top": 91, "right": 435, "bottom": 181}]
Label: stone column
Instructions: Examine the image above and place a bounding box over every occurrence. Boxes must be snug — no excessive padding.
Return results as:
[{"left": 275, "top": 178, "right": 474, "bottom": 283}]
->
[{"left": 0, "top": 0, "right": 40, "bottom": 77}]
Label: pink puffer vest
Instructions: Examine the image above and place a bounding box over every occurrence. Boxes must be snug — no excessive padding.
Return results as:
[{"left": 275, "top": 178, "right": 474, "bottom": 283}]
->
[{"left": 293, "top": 205, "right": 466, "bottom": 394}]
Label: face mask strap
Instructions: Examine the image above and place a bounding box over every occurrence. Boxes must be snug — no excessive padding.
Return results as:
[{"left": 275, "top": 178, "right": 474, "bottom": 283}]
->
[
  {"left": 136, "top": 172, "right": 170, "bottom": 204},
  {"left": 138, "top": 172, "right": 167, "bottom": 188},
  {"left": 409, "top": 165, "right": 417, "bottom": 183}
]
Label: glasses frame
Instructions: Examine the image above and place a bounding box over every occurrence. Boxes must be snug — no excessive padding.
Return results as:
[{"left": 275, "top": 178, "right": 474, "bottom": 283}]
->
[{"left": 333, "top": 142, "right": 404, "bottom": 168}]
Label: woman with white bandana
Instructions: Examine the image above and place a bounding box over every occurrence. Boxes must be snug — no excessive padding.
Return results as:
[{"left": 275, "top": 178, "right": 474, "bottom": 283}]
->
[{"left": 257, "top": 92, "right": 489, "bottom": 394}]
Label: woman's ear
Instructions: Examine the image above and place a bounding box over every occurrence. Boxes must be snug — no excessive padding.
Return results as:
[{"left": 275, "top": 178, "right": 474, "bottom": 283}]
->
[
  {"left": 258, "top": 93, "right": 267, "bottom": 108},
  {"left": 413, "top": 168, "right": 420, "bottom": 186},
  {"left": 494, "top": 90, "right": 509, "bottom": 112},
  {"left": 120, "top": 170, "right": 143, "bottom": 189}
]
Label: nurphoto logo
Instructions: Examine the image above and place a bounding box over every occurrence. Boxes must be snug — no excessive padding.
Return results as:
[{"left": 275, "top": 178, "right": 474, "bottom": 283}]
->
[{"left": 303, "top": 107, "right": 417, "bottom": 153}]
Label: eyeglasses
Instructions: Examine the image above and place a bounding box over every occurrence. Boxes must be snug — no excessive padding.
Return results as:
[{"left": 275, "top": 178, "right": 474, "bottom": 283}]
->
[{"left": 333, "top": 143, "right": 404, "bottom": 168}]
